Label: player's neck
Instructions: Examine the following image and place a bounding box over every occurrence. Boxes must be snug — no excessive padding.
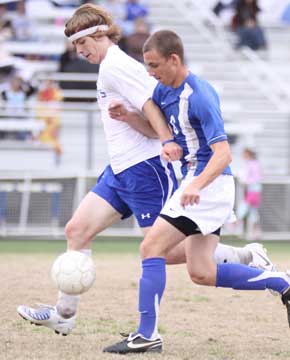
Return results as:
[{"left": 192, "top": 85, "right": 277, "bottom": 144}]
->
[
  {"left": 171, "top": 66, "right": 189, "bottom": 88},
  {"left": 100, "top": 41, "right": 116, "bottom": 63}
]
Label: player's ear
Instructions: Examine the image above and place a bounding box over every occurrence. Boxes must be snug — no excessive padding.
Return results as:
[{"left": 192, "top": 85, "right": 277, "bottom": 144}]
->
[{"left": 170, "top": 53, "right": 180, "bottom": 66}]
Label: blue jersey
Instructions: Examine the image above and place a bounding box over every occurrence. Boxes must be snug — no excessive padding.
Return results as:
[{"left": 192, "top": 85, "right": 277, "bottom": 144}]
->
[{"left": 152, "top": 72, "right": 232, "bottom": 177}]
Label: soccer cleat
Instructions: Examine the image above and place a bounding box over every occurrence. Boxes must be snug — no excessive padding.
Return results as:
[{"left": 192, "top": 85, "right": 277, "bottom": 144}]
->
[
  {"left": 245, "top": 243, "right": 276, "bottom": 272},
  {"left": 281, "top": 285, "right": 290, "bottom": 328},
  {"left": 103, "top": 333, "right": 163, "bottom": 354},
  {"left": 17, "top": 304, "right": 75, "bottom": 336}
]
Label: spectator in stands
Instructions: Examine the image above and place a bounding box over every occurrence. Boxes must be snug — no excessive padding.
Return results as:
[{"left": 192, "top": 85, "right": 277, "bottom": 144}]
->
[
  {"left": 125, "top": 0, "right": 148, "bottom": 20},
  {"left": 36, "top": 80, "right": 63, "bottom": 164},
  {"left": 122, "top": 17, "right": 150, "bottom": 63},
  {"left": 5, "top": 1, "right": 18, "bottom": 11},
  {"left": 123, "top": 0, "right": 149, "bottom": 35},
  {"left": 50, "top": 0, "right": 90, "bottom": 6},
  {"left": 232, "top": 0, "right": 267, "bottom": 51},
  {"left": 99, "top": 0, "right": 125, "bottom": 28},
  {"left": 58, "top": 41, "right": 99, "bottom": 101},
  {"left": 213, "top": 0, "right": 237, "bottom": 27},
  {"left": 281, "top": 2, "right": 290, "bottom": 24},
  {"left": 0, "top": 75, "right": 34, "bottom": 140},
  {"left": 236, "top": 148, "right": 262, "bottom": 239},
  {"left": 11, "top": 0, "right": 35, "bottom": 41},
  {"left": 0, "top": 4, "right": 12, "bottom": 41},
  {"left": 59, "top": 41, "right": 79, "bottom": 72}
]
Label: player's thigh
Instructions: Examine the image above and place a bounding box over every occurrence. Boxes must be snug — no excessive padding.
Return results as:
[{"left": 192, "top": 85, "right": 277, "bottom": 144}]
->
[
  {"left": 67, "top": 191, "right": 122, "bottom": 236},
  {"left": 185, "top": 233, "right": 219, "bottom": 284},
  {"left": 141, "top": 216, "right": 186, "bottom": 259}
]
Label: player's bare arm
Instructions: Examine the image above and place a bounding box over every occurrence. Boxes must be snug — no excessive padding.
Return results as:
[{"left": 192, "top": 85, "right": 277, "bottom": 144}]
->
[
  {"left": 180, "top": 140, "right": 232, "bottom": 207},
  {"left": 142, "top": 99, "right": 183, "bottom": 161},
  {"left": 108, "top": 101, "right": 158, "bottom": 139}
]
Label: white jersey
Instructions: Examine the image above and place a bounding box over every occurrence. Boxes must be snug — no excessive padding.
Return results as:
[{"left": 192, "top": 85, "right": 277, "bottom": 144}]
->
[{"left": 97, "top": 45, "right": 161, "bottom": 174}]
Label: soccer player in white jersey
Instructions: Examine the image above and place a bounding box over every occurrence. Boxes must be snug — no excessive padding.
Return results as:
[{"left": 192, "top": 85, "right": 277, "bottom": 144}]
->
[
  {"left": 103, "top": 30, "right": 290, "bottom": 354},
  {"left": 17, "top": 5, "right": 274, "bottom": 337}
]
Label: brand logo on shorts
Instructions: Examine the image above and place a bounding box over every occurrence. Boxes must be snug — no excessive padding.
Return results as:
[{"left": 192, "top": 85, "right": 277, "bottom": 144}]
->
[{"left": 141, "top": 213, "right": 151, "bottom": 219}]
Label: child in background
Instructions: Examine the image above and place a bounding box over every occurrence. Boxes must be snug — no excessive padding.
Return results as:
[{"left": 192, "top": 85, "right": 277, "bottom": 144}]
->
[
  {"left": 36, "top": 80, "right": 63, "bottom": 164},
  {"left": 237, "top": 148, "right": 262, "bottom": 239}
]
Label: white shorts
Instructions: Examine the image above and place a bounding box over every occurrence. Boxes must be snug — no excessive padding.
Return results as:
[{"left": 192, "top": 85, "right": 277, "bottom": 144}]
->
[{"left": 160, "top": 172, "right": 235, "bottom": 236}]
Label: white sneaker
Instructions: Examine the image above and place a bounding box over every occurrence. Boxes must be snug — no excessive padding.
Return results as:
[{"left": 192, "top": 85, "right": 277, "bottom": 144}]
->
[
  {"left": 17, "top": 304, "right": 75, "bottom": 336},
  {"left": 245, "top": 243, "right": 276, "bottom": 272}
]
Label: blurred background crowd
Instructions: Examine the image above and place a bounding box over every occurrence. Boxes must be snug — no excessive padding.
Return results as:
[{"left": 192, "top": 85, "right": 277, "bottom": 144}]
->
[{"left": 0, "top": 0, "right": 290, "bottom": 239}]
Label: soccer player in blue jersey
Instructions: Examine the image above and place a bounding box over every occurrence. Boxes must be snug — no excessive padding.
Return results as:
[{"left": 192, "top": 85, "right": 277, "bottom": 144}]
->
[
  {"left": 103, "top": 30, "right": 290, "bottom": 354},
  {"left": 17, "top": 6, "right": 274, "bottom": 338}
]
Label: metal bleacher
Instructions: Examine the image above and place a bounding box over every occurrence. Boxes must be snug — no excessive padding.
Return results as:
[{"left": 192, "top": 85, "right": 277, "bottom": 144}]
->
[
  {"left": 4, "top": 0, "right": 288, "bottom": 174},
  {"left": 147, "top": 0, "right": 290, "bottom": 176}
]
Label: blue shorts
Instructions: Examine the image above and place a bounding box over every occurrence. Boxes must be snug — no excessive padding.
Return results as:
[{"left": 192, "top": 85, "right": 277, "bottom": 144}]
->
[{"left": 92, "top": 156, "right": 178, "bottom": 227}]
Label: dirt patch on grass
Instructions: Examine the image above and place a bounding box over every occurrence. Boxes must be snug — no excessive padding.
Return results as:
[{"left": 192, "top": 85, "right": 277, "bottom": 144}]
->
[{"left": 1, "top": 253, "right": 290, "bottom": 360}]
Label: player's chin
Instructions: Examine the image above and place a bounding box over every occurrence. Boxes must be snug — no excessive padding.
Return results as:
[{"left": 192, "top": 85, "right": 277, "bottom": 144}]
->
[
  {"left": 155, "top": 77, "right": 164, "bottom": 84},
  {"left": 86, "top": 55, "right": 97, "bottom": 64},
  {"left": 87, "top": 58, "right": 96, "bottom": 64},
  {"left": 159, "top": 79, "right": 170, "bottom": 86}
]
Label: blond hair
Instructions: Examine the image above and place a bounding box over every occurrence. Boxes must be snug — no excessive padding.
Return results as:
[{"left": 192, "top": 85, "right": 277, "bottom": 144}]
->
[{"left": 64, "top": 4, "right": 121, "bottom": 44}]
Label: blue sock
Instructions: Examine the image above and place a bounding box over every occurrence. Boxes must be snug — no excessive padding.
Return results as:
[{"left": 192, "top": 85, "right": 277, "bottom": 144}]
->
[
  {"left": 137, "top": 257, "right": 166, "bottom": 339},
  {"left": 216, "top": 263, "right": 289, "bottom": 293}
]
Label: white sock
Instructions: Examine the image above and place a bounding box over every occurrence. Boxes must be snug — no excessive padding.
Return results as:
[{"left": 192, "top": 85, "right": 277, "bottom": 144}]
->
[
  {"left": 214, "top": 243, "right": 251, "bottom": 265},
  {"left": 56, "top": 248, "right": 92, "bottom": 318}
]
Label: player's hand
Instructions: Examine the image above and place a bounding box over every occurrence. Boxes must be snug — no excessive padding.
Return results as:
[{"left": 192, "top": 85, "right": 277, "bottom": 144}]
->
[
  {"left": 180, "top": 182, "right": 200, "bottom": 208},
  {"left": 108, "top": 101, "right": 128, "bottom": 121},
  {"left": 162, "top": 142, "right": 183, "bottom": 162}
]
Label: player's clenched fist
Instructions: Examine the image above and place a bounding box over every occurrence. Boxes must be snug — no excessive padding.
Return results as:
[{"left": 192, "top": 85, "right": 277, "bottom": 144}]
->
[{"left": 162, "top": 141, "right": 183, "bottom": 162}]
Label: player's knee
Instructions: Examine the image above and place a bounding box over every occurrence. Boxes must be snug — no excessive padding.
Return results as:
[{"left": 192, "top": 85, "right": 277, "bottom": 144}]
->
[
  {"left": 65, "top": 220, "right": 89, "bottom": 249},
  {"left": 140, "top": 239, "right": 150, "bottom": 258},
  {"left": 188, "top": 269, "right": 212, "bottom": 286},
  {"left": 65, "top": 219, "right": 79, "bottom": 240},
  {"left": 140, "top": 236, "right": 160, "bottom": 258}
]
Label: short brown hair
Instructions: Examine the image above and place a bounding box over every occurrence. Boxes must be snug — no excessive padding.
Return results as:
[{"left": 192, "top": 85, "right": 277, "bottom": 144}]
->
[
  {"left": 64, "top": 3, "right": 121, "bottom": 44},
  {"left": 143, "top": 30, "right": 184, "bottom": 63}
]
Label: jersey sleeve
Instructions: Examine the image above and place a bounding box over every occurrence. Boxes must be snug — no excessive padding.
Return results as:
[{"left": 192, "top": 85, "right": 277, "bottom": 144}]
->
[
  {"left": 101, "top": 60, "right": 157, "bottom": 111},
  {"left": 190, "top": 84, "right": 228, "bottom": 146}
]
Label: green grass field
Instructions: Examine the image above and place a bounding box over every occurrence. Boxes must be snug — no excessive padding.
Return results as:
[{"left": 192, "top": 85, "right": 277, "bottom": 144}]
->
[{"left": 1, "top": 237, "right": 290, "bottom": 257}]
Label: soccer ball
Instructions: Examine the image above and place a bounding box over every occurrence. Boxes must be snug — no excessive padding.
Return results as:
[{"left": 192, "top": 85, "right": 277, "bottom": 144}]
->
[{"left": 51, "top": 251, "right": 96, "bottom": 295}]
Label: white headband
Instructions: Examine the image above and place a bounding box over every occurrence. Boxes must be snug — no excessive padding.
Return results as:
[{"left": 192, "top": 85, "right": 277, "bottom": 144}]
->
[{"left": 69, "top": 25, "right": 109, "bottom": 42}]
